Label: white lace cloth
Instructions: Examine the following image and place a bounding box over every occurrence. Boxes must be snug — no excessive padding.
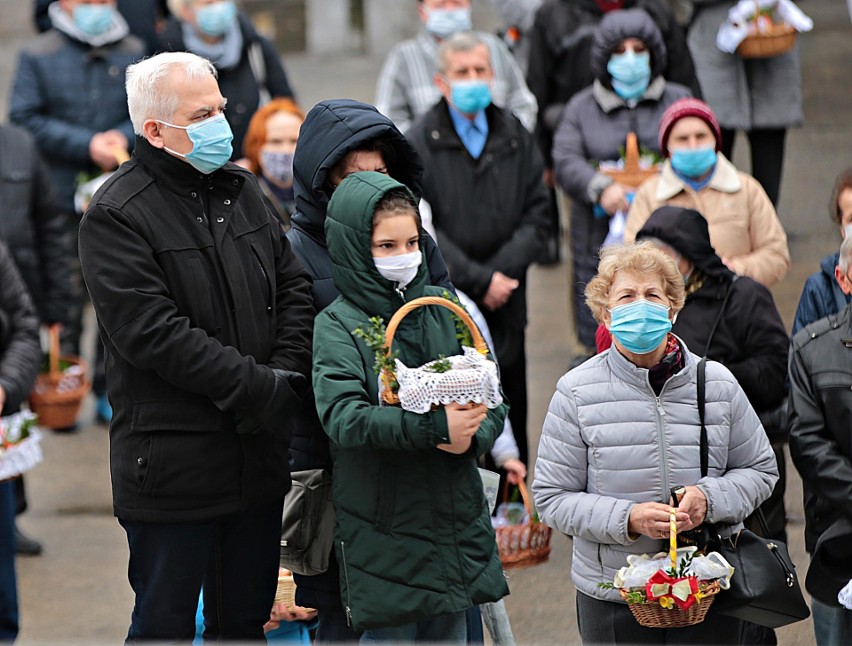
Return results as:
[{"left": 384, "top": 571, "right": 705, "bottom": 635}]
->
[
  {"left": 0, "top": 412, "right": 43, "bottom": 481},
  {"left": 613, "top": 547, "right": 736, "bottom": 590},
  {"left": 394, "top": 346, "right": 503, "bottom": 414},
  {"left": 839, "top": 580, "right": 852, "bottom": 609},
  {"left": 716, "top": 0, "right": 813, "bottom": 53}
]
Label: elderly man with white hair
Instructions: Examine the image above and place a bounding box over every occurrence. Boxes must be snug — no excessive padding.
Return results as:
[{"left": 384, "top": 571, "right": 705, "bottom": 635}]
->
[{"left": 78, "top": 51, "right": 314, "bottom": 641}]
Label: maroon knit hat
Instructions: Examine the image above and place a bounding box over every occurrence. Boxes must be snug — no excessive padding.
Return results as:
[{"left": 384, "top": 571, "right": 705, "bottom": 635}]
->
[{"left": 658, "top": 98, "right": 722, "bottom": 158}]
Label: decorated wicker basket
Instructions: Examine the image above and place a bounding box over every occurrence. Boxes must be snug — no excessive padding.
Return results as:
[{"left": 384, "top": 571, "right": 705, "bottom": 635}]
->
[
  {"left": 28, "top": 325, "right": 91, "bottom": 429},
  {"left": 736, "top": 0, "right": 797, "bottom": 58},
  {"left": 600, "top": 132, "right": 660, "bottom": 189},
  {"left": 380, "top": 296, "right": 501, "bottom": 412},
  {"left": 495, "top": 478, "right": 552, "bottom": 569},
  {"left": 614, "top": 510, "right": 724, "bottom": 628}
]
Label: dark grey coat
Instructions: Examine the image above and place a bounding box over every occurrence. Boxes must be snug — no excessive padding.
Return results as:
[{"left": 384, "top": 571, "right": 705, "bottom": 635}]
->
[
  {"left": 551, "top": 9, "right": 691, "bottom": 347},
  {"left": 687, "top": 0, "right": 803, "bottom": 129}
]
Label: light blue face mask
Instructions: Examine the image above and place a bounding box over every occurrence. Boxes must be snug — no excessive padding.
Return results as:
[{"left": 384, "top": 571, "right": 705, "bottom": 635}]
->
[
  {"left": 670, "top": 146, "right": 717, "bottom": 178},
  {"left": 73, "top": 3, "right": 115, "bottom": 36},
  {"left": 425, "top": 7, "right": 472, "bottom": 38},
  {"left": 195, "top": 0, "right": 237, "bottom": 37},
  {"left": 608, "top": 299, "right": 672, "bottom": 355},
  {"left": 450, "top": 80, "right": 492, "bottom": 114},
  {"left": 607, "top": 50, "right": 652, "bottom": 101},
  {"left": 158, "top": 113, "right": 234, "bottom": 174}
]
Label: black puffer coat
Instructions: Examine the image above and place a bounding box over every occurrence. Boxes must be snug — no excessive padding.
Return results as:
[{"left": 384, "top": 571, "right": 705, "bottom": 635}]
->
[
  {"left": 79, "top": 137, "right": 314, "bottom": 522},
  {"left": 527, "top": 0, "right": 700, "bottom": 161},
  {"left": 0, "top": 240, "right": 42, "bottom": 417},
  {"left": 0, "top": 124, "right": 71, "bottom": 326},
  {"left": 636, "top": 206, "right": 788, "bottom": 413},
  {"left": 286, "top": 99, "right": 453, "bottom": 611}
]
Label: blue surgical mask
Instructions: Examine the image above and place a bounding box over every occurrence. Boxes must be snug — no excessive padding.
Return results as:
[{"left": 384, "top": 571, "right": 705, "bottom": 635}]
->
[
  {"left": 159, "top": 114, "right": 234, "bottom": 174},
  {"left": 261, "top": 150, "right": 295, "bottom": 185},
  {"left": 425, "top": 7, "right": 472, "bottom": 38},
  {"left": 670, "top": 146, "right": 717, "bottom": 179},
  {"left": 450, "top": 80, "right": 492, "bottom": 115},
  {"left": 195, "top": 0, "right": 237, "bottom": 37},
  {"left": 73, "top": 3, "right": 116, "bottom": 36},
  {"left": 607, "top": 51, "right": 652, "bottom": 101},
  {"left": 608, "top": 299, "right": 672, "bottom": 355}
]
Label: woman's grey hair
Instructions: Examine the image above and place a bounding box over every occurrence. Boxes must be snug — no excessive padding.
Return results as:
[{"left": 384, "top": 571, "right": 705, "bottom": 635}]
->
[
  {"left": 839, "top": 235, "right": 852, "bottom": 274},
  {"left": 585, "top": 242, "right": 686, "bottom": 324},
  {"left": 126, "top": 52, "right": 218, "bottom": 134},
  {"left": 436, "top": 32, "right": 491, "bottom": 75}
]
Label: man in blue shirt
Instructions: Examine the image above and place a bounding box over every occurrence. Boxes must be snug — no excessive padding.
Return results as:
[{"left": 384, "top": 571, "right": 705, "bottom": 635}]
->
[{"left": 407, "top": 32, "right": 552, "bottom": 467}]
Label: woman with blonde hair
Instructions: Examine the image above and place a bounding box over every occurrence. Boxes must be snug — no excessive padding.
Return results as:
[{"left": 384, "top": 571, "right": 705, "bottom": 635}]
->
[{"left": 533, "top": 241, "right": 778, "bottom": 644}]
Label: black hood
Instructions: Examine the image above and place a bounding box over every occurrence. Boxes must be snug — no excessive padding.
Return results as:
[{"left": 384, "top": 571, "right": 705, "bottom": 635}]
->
[
  {"left": 636, "top": 206, "right": 734, "bottom": 280},
  {"left": 591, "top": 8, "right": 667, "bottom": 84},
  {"left": 291, "top": 99, "right": 424, "bottom": 240}
]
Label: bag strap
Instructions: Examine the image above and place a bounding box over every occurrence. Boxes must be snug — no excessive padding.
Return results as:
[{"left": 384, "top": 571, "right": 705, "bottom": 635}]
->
[
  {"left": 698, "top": 356, "right": 707, "bottom": 478},
  {"left": 248, "top": 41, "right": 271, "bottom": 106},
  {"left": 702, "top": 276, "right": 738, "bottom": 357}
]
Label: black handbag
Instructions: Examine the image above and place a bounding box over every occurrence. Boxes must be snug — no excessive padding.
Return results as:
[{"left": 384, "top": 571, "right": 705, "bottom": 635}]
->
[
  {"left": 279, "top": 468, "right": 335, "bottom": 576},
  {"left": 694, "top": 358, "right": 810, "bottom": 628}
]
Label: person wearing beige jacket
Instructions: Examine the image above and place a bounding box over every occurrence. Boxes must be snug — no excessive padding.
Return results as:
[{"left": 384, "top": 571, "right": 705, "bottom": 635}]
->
[{"left": 624, "top": 98, "right": 790, "bottom": 287}]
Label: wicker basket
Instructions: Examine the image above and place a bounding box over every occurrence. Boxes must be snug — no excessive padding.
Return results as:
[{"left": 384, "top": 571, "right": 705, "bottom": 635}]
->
[
  {"left": 736, "top": 1, "right": 798, "bottom": 58},
  {"left": 620, "top": 580, "right": 721, "bottom": 628},
  {"left": 618, "top": 511, "right": 721, "bottom": 628},
  {"left": 601, "top": 132, "right": 660, "bottom": 189},
  {"left": 274, "top": 569, "right": 297, "bottom": 607},
  {"left": 380, "top": 296, "right": 490, "bottom": 406},
  {"left": 28, "top": 325, "right": 91, "bottom": 429},
  {"left": 495, "top": 478, "right": 552, "bottom": 569}
]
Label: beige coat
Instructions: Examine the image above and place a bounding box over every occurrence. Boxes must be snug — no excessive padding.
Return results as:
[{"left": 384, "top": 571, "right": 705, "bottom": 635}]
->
[{"left": 624, "top": 154, "right": 790, "bottom": 287}]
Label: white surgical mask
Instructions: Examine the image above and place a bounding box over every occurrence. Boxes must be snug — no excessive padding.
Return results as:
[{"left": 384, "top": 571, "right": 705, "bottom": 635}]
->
[
  {"left": 844, "top": 224, "right": 852, "bottom": 239},
  {"left": 373, "top": 251, "right": 422, "bottom": 289}
]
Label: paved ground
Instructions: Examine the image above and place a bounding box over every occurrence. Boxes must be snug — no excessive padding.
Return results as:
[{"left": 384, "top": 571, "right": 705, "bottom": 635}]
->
[{"left": 2, "top": 0, "right": 851, "bottom": 643}]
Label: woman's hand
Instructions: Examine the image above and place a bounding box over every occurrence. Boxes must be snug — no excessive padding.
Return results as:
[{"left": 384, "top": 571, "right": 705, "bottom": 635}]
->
[
  {"left": 438, "top": 402, "right": 487, "bottom": 454},
  {"left": 671, "top": 485, "right": 707, "bottom": 530},
  {"left": 263, "top": 602, "right": 318, "bottom": 632},
  {"left": 501, "top": 458, "right": 527, "bottom": 484},
  {"left": 628, "top": 502, "right": 690, "bottom": 540},
  {"left": 599, "top": 183, "right": 630, "bottom": 215}
]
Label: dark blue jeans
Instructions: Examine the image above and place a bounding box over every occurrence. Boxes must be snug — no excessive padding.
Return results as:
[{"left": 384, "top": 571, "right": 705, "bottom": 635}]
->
[
  {"left": 0, "top": 482, "right": 18, "bottom": 641},
  {"left": 119, "top": 498, "right": 283, "bottom": 642}
]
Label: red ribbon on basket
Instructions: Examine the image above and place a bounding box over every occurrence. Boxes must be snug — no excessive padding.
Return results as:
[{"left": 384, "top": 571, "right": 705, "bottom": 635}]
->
[{"left": 645, "top": 570, "right": 700, "bottom": 610}]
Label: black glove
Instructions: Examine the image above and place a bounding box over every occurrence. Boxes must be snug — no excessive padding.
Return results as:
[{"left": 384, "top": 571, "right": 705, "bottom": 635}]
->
[{"left": 235, "top": 369, "right": 307, "bottom": 435}]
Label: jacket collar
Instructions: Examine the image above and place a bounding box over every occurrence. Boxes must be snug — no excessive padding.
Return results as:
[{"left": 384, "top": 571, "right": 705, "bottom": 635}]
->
[
  {"left": 605, "top": 334, "right": 696, "bottom": 392},
  {"left": 593, "top": 76, "right": 666, "bottom": 113},
  {"left": 655, "top": 153, "right": 742, "bottom": 202},
  {"left": 423, "top": 99, "right": 515, "bottom": 155},
  {"left": 132, "top": 135, "right": 245, "bottom": 196}
]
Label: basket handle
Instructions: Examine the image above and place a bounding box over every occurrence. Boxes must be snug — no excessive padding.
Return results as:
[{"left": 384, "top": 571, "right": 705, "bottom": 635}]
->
[
  {"left": 501, "top": 477, "right": 537, "bottom": 526},
  {"left": 380, "top": 296, "right": 490, "bottom": 405},
  {"left": 624, "top": 132, "right": 641, "bottom": 175},
  {"left": 47, "top": 324, "right": 61, "bottom": 380}
]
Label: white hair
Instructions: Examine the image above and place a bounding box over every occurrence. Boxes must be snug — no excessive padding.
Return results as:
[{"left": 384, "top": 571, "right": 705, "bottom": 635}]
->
[
  {"left": 839, "top": 235, "right": 852, "bottom": 274},
  {"left": 126, "top": 52, "right": 218, "bottom": 134},
  {"left": 436, "top": 32, "right": 491, "bottom": 75}
]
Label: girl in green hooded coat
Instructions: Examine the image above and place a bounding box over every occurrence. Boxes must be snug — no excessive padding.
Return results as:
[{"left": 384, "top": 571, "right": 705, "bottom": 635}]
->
[{"left": 311, "top": 171, "right": 510, "bottom": 640}]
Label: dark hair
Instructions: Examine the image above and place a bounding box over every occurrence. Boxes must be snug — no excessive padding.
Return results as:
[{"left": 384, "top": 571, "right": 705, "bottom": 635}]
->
[
  {"left": 830, "top": 168, "right": 852, "bottom": 225},
  {"left": 325, "top": 138, "right": 398, "bottom": 197},
  {"left": 372, "top": 189, "right": 421, "bottom": 230}
]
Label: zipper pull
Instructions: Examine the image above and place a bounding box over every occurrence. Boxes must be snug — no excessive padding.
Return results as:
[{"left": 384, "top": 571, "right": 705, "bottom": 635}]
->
[
  {"left": 395, "top": 286, "right": 406, "bottom": 301},
  {"left": 656, "top": 396, "right": 665, "bottom": 416},
  {"left": 345, "top": 606, "right": 352, "bottom": 627}
]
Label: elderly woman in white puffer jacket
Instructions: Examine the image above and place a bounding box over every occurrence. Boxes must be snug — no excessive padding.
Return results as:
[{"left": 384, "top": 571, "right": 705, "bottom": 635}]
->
[{"left": 532, "top": 242, "right": 778, "bottom": 645}]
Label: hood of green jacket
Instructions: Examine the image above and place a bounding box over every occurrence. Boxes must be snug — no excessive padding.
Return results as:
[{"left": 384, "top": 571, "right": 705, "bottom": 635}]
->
[{"left": 325, "top": 172, "right": 428, "bottom": 321}]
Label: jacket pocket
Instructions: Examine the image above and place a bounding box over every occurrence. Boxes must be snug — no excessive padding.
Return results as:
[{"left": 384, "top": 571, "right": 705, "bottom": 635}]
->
[
  {"left": 131, "top": 398, "right": 223, "bottom": 433},
  {"left": 374, "top": 467, "right": 397, "bottom": 534}
]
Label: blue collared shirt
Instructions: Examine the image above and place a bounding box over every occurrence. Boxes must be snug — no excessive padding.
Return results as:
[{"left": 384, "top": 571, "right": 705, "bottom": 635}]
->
[{"left": 448, "top": 106, "right": 489, "bottom": 159}]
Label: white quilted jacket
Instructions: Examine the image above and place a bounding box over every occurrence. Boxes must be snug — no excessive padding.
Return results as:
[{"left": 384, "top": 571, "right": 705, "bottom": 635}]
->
[{"left": 532, "top": 340, "right": 778, "bottom": 602}]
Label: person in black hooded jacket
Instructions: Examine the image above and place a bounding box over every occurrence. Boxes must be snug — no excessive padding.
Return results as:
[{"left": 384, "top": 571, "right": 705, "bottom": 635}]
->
[
  {"left": 286, "top": 99, "right": 453, "bottom": 642},
  {"left": 634, "top": 206, "right": 790, "bottom": 541}
]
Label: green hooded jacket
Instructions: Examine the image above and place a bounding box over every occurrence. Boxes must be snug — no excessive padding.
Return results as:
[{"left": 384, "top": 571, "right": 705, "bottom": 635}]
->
[{"left": 312, "top": 172, "right": 510, "bottom": 631}]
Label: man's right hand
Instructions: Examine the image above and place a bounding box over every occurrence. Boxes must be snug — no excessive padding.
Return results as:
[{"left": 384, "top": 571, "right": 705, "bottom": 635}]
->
[
  {"left": 437, "top": 402, "right": 488, "bottom": 454},
  {"left": 236, "top": 369, "right": 306, "bottom": 435},
  {"left": 482, "top": 272, "right": 519, "bottom": 311}
]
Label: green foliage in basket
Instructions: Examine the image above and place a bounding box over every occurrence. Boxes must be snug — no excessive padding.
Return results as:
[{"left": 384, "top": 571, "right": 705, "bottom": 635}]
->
[
  {"left": 38, "top": 354, "right": 74, "bottom": 374},
  {"left": 426, "top": 355, "right": 453, "bottom": 373},
  {"left": 353, "top": 316, "right": 399, "bottom": 381},
  {"left": 440, "top": 291, "right": 474, "bottom": 348}
]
